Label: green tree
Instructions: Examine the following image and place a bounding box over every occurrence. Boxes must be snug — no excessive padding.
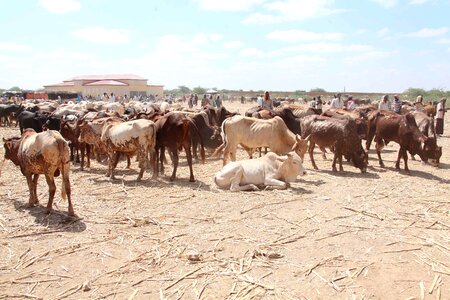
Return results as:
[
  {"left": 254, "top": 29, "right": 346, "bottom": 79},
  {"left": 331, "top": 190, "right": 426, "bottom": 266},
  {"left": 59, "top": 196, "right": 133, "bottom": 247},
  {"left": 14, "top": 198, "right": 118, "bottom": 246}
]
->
[
  {"left": 178, "top": 85, "right": 191, "bottom": 94},
  {"left": 309, "top": 87, "right": 326, "bottom": 93},
  {"left": 8, "top": 86, "right": 22, "bottom": 91},
  {"left": 192, "top": 86, "right": 206, "bottom": 94},
  {"left": 403, "top": 87, "right": 427, "bottom": 100}
]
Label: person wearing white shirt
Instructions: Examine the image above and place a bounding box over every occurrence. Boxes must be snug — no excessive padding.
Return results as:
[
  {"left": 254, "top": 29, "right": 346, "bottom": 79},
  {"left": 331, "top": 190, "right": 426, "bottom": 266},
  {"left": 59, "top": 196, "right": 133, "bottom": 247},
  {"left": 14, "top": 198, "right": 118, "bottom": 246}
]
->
[
  {"left": 436, "top": 98, "right": 446, "bottom": 136},
  {"left": 378, "top": 95, "right": 391, "bottom": 111},
  {"left": 257, "top": 95, "right": 263, "bottom": 107},
  {"left": 330, "top": 94, "right": 343, "bottom": 109}
]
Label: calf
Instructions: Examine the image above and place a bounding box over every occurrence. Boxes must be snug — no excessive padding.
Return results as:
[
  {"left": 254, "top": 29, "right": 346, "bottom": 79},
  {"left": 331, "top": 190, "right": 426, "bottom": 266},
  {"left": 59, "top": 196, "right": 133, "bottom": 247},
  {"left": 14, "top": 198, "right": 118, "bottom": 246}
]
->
[
  {"left": 3, "top": 129, "right": 74, "bottom": 216},
  {"left": 60, "top": 117, "right": 90, "bottom": 169},
  {"left": 188, "top": 112, "right": 222, "bottom": 160},
  {"left": 366, "top": 111, "right": 438, "bottom": 174},
  {"left": 101, "top": 119, "right": 156, "bottom": 181},
  {"left": 154, "top": 113, "right": 205, "bottom": 182},
  {"left": 300, "top": 115, "right": 368, "bottom": 173},
  {"left": 410, "top": 111, "right": 442, "bottom": 165},
  {"left": 214, "top": 151, "right": 306, "bottom": 191}
]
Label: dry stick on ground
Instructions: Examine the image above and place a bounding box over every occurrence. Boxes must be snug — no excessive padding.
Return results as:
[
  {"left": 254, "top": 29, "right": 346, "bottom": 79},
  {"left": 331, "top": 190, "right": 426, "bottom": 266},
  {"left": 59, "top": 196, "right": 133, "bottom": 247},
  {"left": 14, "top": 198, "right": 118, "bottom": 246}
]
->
[
  {"left": 305, "top": 255, "right": 344, "bottom": 277},
  {"left": 56, "top": 284, "right": 83, "bottom": 299},
  {"left": 164, "top": 266, "right": 203, "bottom": 291},
  {"left": 342, "top": 206, "right": 384, "bottom": 221},
  {"left": 240, "top": 198, "right": 308, "bottom": 215},
  {"left": 383, "top": 247, "right": 422, "bottom": 254}
]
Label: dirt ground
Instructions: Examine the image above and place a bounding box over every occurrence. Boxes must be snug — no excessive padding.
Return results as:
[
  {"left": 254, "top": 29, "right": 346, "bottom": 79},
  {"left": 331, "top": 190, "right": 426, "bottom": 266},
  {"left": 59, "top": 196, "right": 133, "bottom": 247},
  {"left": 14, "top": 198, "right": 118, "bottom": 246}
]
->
[{"left": 0, "top": 102, "right": 449, "bottom": 300}]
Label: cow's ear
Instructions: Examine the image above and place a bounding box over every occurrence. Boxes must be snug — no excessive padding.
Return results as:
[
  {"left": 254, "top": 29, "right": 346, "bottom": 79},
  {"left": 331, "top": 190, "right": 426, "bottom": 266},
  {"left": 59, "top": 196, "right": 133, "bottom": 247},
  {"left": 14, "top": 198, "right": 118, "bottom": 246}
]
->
[{"left": 2, "top": 137, "right": 6, "bottom": 143}]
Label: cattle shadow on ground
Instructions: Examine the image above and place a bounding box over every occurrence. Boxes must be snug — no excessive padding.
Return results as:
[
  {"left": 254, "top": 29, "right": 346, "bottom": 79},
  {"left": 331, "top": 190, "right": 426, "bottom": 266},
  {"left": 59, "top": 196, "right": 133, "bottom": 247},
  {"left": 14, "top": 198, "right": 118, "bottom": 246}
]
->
[
  {"left": 382, "top": 166, "right": 450, "bottom": 184},
  {"left": 436, "top": 162, "right": 450, "bottom": 170},
  {"left": 316, "top": 169, "right": 381, "bottom": 179},
  {"left": 12, "top": 200, "right": 86, "bottom": 232},
  {"left": 297, "top": 178, "right": 326, "bottom": 187},
  {"left": 288, "top": 185, "right": 313, "bottom": 194}
]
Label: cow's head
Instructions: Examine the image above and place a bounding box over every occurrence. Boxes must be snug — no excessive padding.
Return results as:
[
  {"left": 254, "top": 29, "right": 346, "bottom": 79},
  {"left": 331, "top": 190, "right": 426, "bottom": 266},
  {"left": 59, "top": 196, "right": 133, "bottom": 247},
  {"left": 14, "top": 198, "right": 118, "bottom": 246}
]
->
[
  {"left": 418, "top": 136, "right": 438, "bottom": 162},
  {"left": 2, "top": 137, "right": 21, "bottom": 166},
  {"left": 352, "top": 149, "right": 368, "bottom": 173},
  {"left": 277, "top": 152, "right": 307, "bottom": 183},
  {"left": 292, "top": 134, "right": 310, "bottom": 160},
  {"left": 210, "top": 126, "right": 223, "bottom": 147}
]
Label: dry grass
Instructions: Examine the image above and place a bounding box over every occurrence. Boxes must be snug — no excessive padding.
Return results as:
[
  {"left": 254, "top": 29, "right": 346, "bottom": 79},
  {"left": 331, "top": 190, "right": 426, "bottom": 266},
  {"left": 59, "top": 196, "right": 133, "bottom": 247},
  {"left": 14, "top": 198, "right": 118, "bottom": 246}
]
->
[{"left": 0, "top": 102, "right": 449, "bottom": 299}]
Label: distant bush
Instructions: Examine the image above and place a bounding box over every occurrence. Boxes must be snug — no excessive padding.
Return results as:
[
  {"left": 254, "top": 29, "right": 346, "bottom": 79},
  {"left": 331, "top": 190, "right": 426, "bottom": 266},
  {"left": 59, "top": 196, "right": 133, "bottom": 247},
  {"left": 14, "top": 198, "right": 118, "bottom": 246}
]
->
[{"left": 309, "top": 87, "right": 326, "bottom": 93}]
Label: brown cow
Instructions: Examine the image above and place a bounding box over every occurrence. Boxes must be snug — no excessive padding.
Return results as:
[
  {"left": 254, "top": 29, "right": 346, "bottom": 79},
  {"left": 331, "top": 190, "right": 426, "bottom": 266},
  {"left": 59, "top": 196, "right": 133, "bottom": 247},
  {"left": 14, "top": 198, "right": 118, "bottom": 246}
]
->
[
  {"left": 3, "top": 129, "right": 74, "bottom": 216},
  {"left": 60, "top": 117, "right": 90, "bottom": 170},
  {"left": 410, "top": 111, "right": 442, "bottom": 165},
  {"left": 300, "top": 115, "right": 367, "bottom": 173},
  {"left": 366, "top": 111, "right": 438, "bottom": 174},
  {"left": 154, "top": 112, "right": 205, "bottom": 182}
]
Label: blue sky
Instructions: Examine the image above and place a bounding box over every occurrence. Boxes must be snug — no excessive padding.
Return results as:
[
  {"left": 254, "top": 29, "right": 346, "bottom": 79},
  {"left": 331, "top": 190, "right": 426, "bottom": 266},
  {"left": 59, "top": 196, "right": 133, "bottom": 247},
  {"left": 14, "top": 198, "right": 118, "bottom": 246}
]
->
[{"left": 1, "top": 0, "right": 450, "bottom": 92}]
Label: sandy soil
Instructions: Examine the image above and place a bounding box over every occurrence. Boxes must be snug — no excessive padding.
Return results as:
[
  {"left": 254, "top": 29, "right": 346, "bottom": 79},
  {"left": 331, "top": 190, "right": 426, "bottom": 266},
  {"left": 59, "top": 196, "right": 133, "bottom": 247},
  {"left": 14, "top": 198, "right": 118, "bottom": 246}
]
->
[{"left": 0, "top": 102, "right": 449, "bottom": 300}]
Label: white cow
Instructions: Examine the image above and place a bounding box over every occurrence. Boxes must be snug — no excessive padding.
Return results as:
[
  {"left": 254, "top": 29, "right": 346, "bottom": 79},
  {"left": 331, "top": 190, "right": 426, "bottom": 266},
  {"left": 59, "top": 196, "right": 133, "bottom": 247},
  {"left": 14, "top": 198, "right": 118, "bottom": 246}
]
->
[
  {"left": 101, "top": 119, "right": 156, "bottom": 181},
  {"left": 214, "top": 115, "right": 309, "bottom": 165},
  {"left": 214, "top": 151, "right": 306, "bottom": 192}
]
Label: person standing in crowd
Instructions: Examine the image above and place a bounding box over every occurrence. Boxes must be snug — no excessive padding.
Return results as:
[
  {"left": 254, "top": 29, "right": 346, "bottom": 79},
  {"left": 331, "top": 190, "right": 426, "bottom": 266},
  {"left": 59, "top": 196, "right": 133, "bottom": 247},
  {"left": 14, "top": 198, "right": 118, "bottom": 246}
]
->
[
  {"left": 201, "top": 94, "right": 208, "bottom": 106},
  {"left": 436, "top": 97, "right": 446, "bottom": 136},
  {"left": 393, "top": 95, "right": 402, "bottom": 114},
  {"left": 346, "top": 95, "right": 355, "bottom": 111},
  {"left": 415, "top": 95, "right": 424, "bottom": 112},
  {"left": 257, "top": 94, "right": 263, "bottom": 107},
  {"left": 378, "top": 95, "right": 391, "bottom": 111},
  {"left": 330, "top": 93, "right": 343, "bottom": 109},
  {"left": 209, "top": 94, "right": 215, "bottom": 107},
  {"left": 315, "top": 96, "right": 323, "bottom": 113},
  {"left": 263, "top": 91, "right": 273, "bottom": 109},
  {"left": 110, "top": 93, "right": 115, "bottom": 103},
  {"left": 194, "top": 94, "right": 198, "bottom": 106},
  {"left": 188, "top": 94, "right": 193, "bottom": 108},
  {"left": 216, "top": 94, "right": 222, "bottom": 108}
]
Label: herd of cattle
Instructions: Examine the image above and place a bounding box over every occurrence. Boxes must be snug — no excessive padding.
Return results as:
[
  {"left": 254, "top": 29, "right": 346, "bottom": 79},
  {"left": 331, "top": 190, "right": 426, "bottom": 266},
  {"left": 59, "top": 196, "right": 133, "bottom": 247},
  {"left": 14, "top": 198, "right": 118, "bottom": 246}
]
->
[{"left": 0, "top": 98, "right": 443, "bottom": 216}]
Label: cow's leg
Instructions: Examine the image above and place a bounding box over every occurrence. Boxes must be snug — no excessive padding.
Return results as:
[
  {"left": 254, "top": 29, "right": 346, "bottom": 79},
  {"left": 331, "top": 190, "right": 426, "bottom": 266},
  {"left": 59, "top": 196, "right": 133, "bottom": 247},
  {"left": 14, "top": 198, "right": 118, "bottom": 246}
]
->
[
  {"left": 80, "top": 143, "right": 86, "bottom": 170},
  {"left": 229, "top": 168, "right": 258, "bottom": 191},
  {"left": 223, "top": 145, "right": 230, "bottom": 166},
  {"left": 159, "top": 146, "right": 165, "bottom": 174},
  {"left": 366, "top": 124, "right": 376, "bottom": 151},
  {"left": 184, "top": 145, "right": 195, "bottom": 182},
  {"left": 402, "top": 148, "right": 410, "bottom": 175},
  {"left": 108, "top": 152, "right": 120, "bottom": 179},
  {"left": 263, "top": 178, "right": 287, "bottom": 190},
  {"left": 149, "top": 148, "right": 157, "bottom": 178},
  {"left": 309, "top": 142, "right": 318, "bottom": 170},
  {"left": 126, "top": 154, "right": 131, "bottom": 169},
  {"left": 69, "top": 143, "right": 75, "bottom": 161},
  {"left": 375, "top": 136, "right": 385, "bottom": 167},
  {"left": 32, "top": 174, "right": 39, "bottom": 205},
  {"left": 137, "top": 150, "right": 147, "bottom": 181},
  {"left": 332, "top": 151, "right": 338, "bottom": 172},
  {"left": 75, "top": 146, "right": 80, "bottom": 163},
  {"left": 61, "top": 166, "right": 74, "bottom": 216},
  {"left": 170, "top": 149, "right": 179, "bottom": 181},
  {"left": 337, "top": 148, "right": 344, "bottom": 172},
  {"left": 192, "top": 140, "right": 198, "bottom": 161},
  {"left": 395, "top": 149, "right": 402, "bottom": 169},
  {"left": 44, "top": 174, "right": 56, "bottom": 214},
  {"left": 25, "top": 174, "right": 36, "bottom": 206},
  {"left": 320, "top": 147, "right": 327, "bottom": 160},
  {"left": 86, "top": 144, "right": 91, "bottom": 168}
]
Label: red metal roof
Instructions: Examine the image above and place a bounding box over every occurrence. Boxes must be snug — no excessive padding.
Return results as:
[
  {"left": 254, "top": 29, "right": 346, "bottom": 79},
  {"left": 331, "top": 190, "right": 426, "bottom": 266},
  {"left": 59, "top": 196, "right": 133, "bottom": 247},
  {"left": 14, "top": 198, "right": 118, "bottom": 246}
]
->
[
  {"left": 70, "top": 74, "right": 146, "bottom": 81},
  {"left": 44, "top": 81, "right": 75, "bottom": 87},
  {"left": 84, "top": 80, "right": 129, "bottom": 86}
]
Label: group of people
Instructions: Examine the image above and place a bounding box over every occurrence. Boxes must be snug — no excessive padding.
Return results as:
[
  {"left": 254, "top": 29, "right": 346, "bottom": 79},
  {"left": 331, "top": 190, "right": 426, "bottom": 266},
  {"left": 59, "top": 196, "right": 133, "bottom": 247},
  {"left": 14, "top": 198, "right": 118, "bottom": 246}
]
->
[
  {"left": 256, "top": 91, "right": 274, "bottom": 110},
  {"left": 378, "top": 94, "right": 446, "bottom": 135}
]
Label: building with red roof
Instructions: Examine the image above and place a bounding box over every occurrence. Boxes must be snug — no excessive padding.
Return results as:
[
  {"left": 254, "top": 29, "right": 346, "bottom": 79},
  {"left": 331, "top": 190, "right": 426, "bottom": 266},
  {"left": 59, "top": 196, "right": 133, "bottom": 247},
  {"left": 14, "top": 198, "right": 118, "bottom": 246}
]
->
[{"left": 43, "top": 74, "right": 163, "bottom": 98}]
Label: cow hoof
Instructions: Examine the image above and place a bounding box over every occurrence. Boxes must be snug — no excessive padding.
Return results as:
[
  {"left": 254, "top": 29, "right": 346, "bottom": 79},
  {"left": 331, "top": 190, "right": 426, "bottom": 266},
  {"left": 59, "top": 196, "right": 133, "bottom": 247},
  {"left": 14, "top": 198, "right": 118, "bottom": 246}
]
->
[
  {"left": 169, "top": 176, "right": 175, "bottom": 181},
  {"left": 395, "top": 165, "right": 400, "bottom": 170},
  {"left": 189, "top": 178, "right": 195, "bottom": 182},
  {"left": 45, "top": 208, "right": 52, "bottom": 215}
]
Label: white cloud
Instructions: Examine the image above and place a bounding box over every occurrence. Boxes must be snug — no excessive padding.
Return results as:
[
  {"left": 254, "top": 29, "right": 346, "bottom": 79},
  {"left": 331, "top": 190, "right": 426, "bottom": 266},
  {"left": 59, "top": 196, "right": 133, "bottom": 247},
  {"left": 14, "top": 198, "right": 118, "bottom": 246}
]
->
[
  {"left": 39, "top": 0, "right": 80, "bottom": 14},
  {"left": 409, "top": 0, "right": 431, "bottom": 4},
  {"left": 377, "top": 27, "right": 390, "bottom": 38},
  {"left": 243, "top": 0, "right": 345, "bottom": 24},
  {"left": 191, "top": 33, "right": 223, "bottom": 44},
  {"left": 239, "top": 48, "right": 266, "bottom": 58},
  {"left": 267, "top": 29, "right": 342, "bottom": 42},
  {"left": 0, "top": 42, "right": 32, "bottom": 52},
  {"left": 224, "top": 41, "right": 244, "bottom": 48},
  {"left": 406, "top": 27, "right": 449, "bottom": 38},
  {"left": 345, "top": 50, "right": 397, "bottom": 63},
  {"left": 372, "top": 0, "right": 398, "bottom": 8},
  {"left": 193, "top": 0, "right": 264, "bottom": 11},
  {"left": 71, "top": 27, "right": 131, "bottom": 44},
  {"left": 282, "top": 43, "right": 372, "bottom": 53},
  {"left": 437, "top": 37, "right": 450, "bottom": 44}
]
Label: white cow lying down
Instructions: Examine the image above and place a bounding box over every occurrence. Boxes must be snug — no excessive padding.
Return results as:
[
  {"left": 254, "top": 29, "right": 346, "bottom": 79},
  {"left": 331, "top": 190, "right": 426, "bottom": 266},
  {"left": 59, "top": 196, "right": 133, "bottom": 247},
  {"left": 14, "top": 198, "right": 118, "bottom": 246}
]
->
[{"left": 214, "top": 151, "right": 306, "bottom": 191}]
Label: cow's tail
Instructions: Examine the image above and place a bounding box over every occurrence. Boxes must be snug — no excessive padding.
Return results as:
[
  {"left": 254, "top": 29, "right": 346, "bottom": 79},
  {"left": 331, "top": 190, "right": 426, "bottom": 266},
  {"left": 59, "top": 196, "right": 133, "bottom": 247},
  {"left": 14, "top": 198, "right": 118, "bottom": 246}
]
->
[
  {"left": 188, "top": 119, "right": 205, "bottom": 163},
  {"left": 211, "top": 118, "right": 229, "bottom": 158}
]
